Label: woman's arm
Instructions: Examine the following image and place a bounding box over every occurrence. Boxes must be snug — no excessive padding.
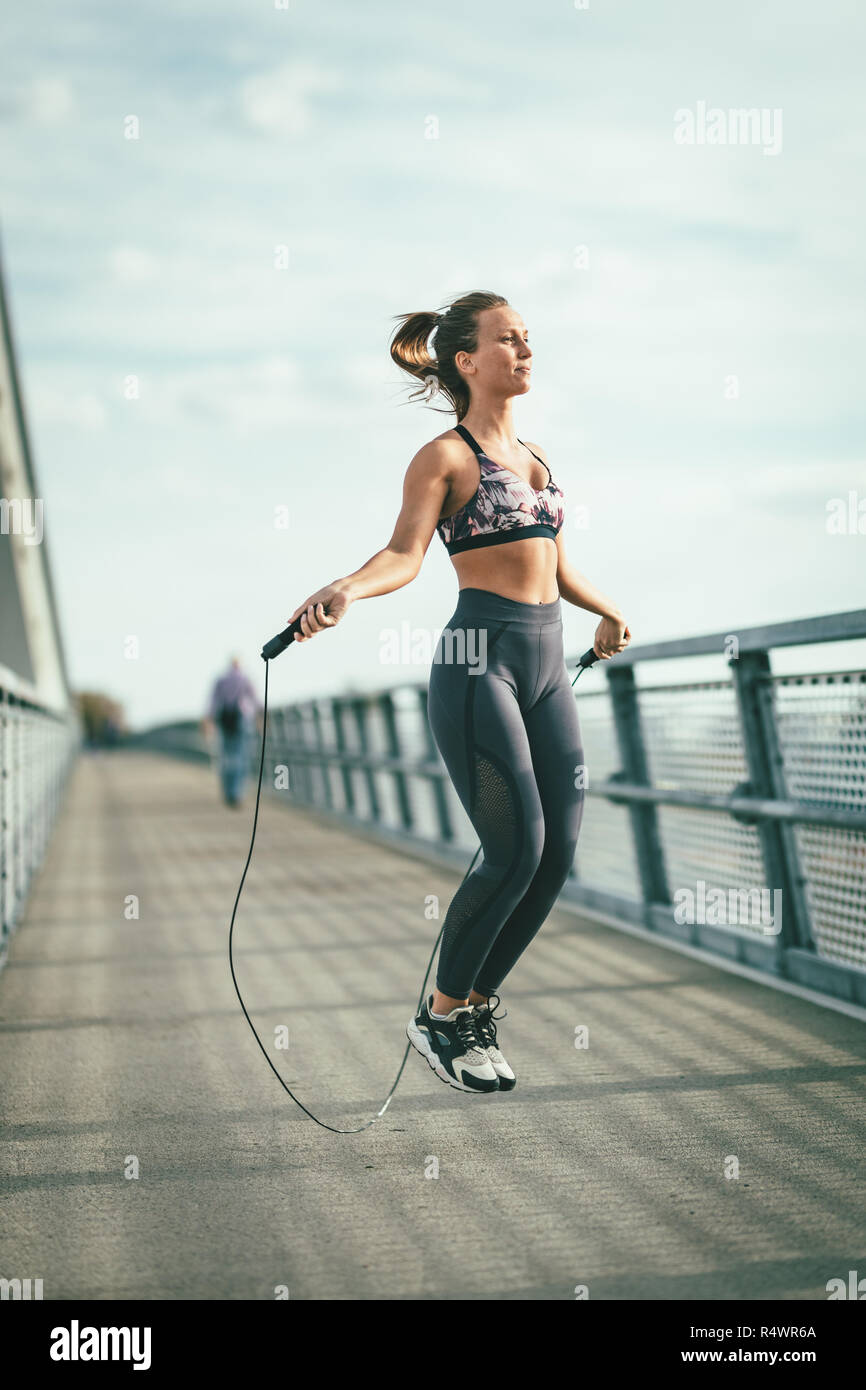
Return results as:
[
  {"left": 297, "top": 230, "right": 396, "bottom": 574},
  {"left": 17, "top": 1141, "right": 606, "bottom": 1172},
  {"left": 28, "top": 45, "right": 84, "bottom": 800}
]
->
[
  {"left": 555, "top": 532, "right": 622, "bottom": 621},
  {"left": 554, "top": 531, "right": 631, "bottom": 659},
  {"left": 524, "top": 443, "right": 626, "bottom": 631},
  {"left": 288, "top": 438, "right": 455, "bottom": 642}
]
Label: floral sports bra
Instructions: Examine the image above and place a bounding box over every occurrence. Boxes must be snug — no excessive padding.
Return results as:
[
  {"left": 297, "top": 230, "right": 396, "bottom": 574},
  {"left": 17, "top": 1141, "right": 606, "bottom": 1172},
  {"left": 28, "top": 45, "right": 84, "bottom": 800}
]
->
[{"left": 436, "top": 423, "right": 566, "bottom": 556}]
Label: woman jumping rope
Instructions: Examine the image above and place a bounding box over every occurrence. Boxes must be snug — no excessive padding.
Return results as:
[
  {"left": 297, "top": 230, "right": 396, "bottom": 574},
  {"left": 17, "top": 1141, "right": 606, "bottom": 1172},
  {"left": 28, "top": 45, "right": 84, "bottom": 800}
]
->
[{"left": 287, "top": 291, "right": 631, "bottom": 1095}]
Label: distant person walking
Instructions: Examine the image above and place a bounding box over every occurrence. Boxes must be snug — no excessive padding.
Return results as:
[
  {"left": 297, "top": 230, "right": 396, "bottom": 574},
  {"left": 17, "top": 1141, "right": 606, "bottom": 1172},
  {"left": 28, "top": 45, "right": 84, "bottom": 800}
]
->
[{"left": 203, "top": 656, "right": 262, "bottom": 807}]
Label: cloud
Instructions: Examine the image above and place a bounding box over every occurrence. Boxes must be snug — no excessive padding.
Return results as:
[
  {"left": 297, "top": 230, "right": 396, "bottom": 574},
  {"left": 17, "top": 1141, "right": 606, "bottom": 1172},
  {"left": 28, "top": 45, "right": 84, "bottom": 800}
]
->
[
  {"left": 29, "top": 387, "right": 107, "bottom": 431},
  {"left": 7, "top": 76, "right": 77, "bottom": 124},
  {"left": 238, "top": 60, "right": 341, "bottom": 136},
  {"left": 108, "top": 246, "right": 162, "bottom": 284},
  {"left": 145, "top": 355, "right": 304, "bottom": 433}
]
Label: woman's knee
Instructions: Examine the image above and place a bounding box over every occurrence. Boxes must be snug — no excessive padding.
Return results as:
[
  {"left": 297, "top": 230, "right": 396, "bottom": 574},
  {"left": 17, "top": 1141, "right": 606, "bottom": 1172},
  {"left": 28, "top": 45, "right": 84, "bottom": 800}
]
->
[
  {"left": 538, "top": 825, "right": 581, "bottom": 890},
  {"left": 475, "top": 817, "right": 543, "bottom": 902},
  {"left": 507, "top": 823, "right": 546, "bottom": 897}
]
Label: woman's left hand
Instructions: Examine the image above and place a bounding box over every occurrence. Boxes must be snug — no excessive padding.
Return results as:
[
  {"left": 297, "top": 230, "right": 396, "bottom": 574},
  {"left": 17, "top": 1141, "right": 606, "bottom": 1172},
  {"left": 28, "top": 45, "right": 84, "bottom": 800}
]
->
[{"left": 593, "top": 614, "right": 631, "bottom": 660}]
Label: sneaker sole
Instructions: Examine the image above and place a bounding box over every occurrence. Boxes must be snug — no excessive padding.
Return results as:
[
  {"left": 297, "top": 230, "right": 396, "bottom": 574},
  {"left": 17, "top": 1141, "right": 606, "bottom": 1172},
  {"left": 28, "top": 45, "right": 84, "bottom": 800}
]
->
[{"left": 406, "top": 1018, "right": 499, "bottom": 1094}]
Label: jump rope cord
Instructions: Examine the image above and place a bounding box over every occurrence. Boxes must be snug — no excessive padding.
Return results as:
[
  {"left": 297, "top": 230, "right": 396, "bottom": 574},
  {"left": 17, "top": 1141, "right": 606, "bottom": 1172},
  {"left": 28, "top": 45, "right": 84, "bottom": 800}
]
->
[{"left": 227, "top": 650, "right": 593, "bottom": 1134}]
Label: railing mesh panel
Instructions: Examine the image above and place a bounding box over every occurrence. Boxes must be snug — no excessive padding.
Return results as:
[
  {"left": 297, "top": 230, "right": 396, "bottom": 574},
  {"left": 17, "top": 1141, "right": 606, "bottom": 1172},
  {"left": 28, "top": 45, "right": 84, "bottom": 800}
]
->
[
  {"left": 773, "top": 672, "right": 866, "bottom": 967},
  {"left": 575, "top": 690, "right": 641, "bottom": 897},
  {"left": 656, "top": 805, "right": 769, "bottom": 933},
  {"left": 640, "top": 681, "right": 748, "bottom": 793},
  {"left": 0, "top": 696, "right": 79, "bottom": 956}
]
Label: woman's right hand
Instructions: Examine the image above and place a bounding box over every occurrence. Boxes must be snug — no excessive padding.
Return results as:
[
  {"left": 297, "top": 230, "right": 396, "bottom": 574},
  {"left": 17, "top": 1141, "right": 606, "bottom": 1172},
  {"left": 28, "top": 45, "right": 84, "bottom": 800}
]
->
[
  {"left": 593, "top": 613, "right": 631, "bottom": 660},
  {"left": 289, "top": 583, "right": 353, "bottom": 643}
]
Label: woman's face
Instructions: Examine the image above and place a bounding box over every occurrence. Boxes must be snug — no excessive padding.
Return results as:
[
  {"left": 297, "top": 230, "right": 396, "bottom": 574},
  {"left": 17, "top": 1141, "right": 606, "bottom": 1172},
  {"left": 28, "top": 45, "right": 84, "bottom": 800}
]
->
[{"left": 457, "top": 305, "right": 532, "bottom": 399}]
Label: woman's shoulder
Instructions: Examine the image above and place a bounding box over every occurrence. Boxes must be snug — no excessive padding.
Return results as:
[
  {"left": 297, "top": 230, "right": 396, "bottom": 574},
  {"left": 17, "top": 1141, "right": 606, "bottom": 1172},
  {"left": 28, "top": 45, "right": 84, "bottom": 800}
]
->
[
  {"left": 408, "top": 428, "right": 468, "bottom": 476},
  {"left": 520, "top": 439, "right": 549, "bottom": 463},
  {"left": 428, "top": 425, "right": 467, "bottom": 452}
]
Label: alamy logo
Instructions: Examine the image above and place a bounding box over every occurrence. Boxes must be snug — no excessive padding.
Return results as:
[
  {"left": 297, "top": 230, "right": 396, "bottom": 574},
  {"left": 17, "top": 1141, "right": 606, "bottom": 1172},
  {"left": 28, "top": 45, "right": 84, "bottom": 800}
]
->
[
  {"left": 49, "top": 1321, "right": 152, "bottom": 1370},
  {"left": 0, "top": 1276, "right": 43, "bottom": 1299},
  {"left": 826, "top": 1270, "right": 866, "bottom": 1299},
  {"left": 674, "top": 101, "right": 783, "bottom": 156},
  {"left": 379, "top": 622, "right": 488, "bottom": 672},
  {"left": 674, "top": 879, "right": 781, "bottom": 934},
  {"left": 0, "top": 497, "right": 44, "bottom": 545}
]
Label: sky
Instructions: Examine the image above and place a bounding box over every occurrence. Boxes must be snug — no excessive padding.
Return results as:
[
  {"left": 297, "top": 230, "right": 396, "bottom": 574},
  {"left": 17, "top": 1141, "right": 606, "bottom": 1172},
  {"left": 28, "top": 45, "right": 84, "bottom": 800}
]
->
[{"left": 1, "top": 0, "right": 864, "bottom": 727}]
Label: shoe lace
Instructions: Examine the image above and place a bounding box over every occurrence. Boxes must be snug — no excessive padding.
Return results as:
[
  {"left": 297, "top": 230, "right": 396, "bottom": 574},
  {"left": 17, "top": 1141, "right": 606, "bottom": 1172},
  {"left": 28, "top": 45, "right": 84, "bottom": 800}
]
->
[
  {"left": 473, "top": 994, "right": 506, "bottom": 1049},
  {"left": 454, "top": 1007, "right": 486, "bottom": 1056}
]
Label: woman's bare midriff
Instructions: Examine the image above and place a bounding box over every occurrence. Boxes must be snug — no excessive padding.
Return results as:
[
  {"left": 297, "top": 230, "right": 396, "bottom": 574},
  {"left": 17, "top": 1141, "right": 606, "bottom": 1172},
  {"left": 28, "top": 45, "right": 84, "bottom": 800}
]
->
[{"left": 451, "top": 537, "right": 560, "bottom": 605}]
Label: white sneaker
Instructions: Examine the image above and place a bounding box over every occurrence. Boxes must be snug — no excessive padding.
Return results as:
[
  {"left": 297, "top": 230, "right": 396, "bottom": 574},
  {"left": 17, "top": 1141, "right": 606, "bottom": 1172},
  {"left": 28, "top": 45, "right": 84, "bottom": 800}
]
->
[
  {"left": 407, "top": 995, "right": 500, "bottom": 1093},
  {"left": 472, "top": 996, "right": 516, "bottom": 1090}
]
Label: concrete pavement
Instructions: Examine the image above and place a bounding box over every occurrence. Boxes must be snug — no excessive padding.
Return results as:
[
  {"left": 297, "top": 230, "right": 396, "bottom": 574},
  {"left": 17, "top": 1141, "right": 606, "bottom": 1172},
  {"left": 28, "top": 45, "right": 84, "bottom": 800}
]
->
[{"left": 1, "top": 751, "right": 864, "bottom": 1300}]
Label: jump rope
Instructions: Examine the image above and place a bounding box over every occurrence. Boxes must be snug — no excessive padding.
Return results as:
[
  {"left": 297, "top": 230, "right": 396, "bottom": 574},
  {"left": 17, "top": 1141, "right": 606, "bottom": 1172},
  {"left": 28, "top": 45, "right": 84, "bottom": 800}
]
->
[{"left": 227, "top": 609, "right": 602, "bottom": 1134}]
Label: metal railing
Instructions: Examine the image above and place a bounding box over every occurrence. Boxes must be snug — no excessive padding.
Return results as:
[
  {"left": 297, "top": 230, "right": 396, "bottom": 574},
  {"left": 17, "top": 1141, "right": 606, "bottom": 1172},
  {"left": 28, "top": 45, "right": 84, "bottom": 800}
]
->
[
  {"left": 131, "top": 608, "right": 866, "bottom": 1008},
  {"left": 0, "top": 686, "right": 80, "bottom": 965}
]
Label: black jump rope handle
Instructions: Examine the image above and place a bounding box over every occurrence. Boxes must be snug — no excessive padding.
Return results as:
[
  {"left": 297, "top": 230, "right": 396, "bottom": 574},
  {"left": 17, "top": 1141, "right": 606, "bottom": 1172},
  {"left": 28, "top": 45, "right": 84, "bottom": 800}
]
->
[
  {"left": 261, "top": 616, "right": 305, "bottom": 660},
  {"left": 263, "top": 617, "right": 601, "bottom": 670}
]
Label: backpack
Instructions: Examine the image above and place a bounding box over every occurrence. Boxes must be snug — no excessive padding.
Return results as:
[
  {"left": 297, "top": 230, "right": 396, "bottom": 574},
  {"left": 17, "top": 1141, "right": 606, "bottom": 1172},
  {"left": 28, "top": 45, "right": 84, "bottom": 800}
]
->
[{"left": 216, "top": 701, "right": 242, "bottom": 737}]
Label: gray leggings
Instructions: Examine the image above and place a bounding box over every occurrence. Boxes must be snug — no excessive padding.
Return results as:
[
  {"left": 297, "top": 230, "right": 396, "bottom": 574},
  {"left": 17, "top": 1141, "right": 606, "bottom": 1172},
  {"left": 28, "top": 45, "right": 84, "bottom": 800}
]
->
[{"left": 427, "top": 587, "right": 586, "bottom": 999}]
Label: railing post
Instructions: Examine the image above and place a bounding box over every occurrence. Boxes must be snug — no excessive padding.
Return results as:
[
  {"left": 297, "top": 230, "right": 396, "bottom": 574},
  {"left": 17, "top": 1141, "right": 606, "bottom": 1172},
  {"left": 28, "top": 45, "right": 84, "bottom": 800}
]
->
[
  {"left": 417, "top": 687, "right": 454, "bottom": 842},
  {"left": 309, "top": 700, "right": 333, "bottom": 811},
  {"left": 276, "top": 707, "right": 293, "bottom": 796},
  {"left": 22, "top": 709, "right": 31, "bottom": 900},
  {"left": 13, "top": 701, "right": 23, "bottom": 912},
  {"left": 607, "top": 666, "right": 670, "bottom": 921},
  {"left": 730, "top": 650, "right": 815, "bottom": 958},
  {"left": 350, "top": 697, "right": 380, "bottom": 822},
  {"left": 379, "top": 693, "right": 412, "bottom": 832},
  {"left": 286, "top": 707, "right": 310, "bottom": 803},
  {"left": 0, "top": 691, "right": 9, "bottom": 948},
  {"left": 332, "top": 698, "right": 355, "bottom": 815}
]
